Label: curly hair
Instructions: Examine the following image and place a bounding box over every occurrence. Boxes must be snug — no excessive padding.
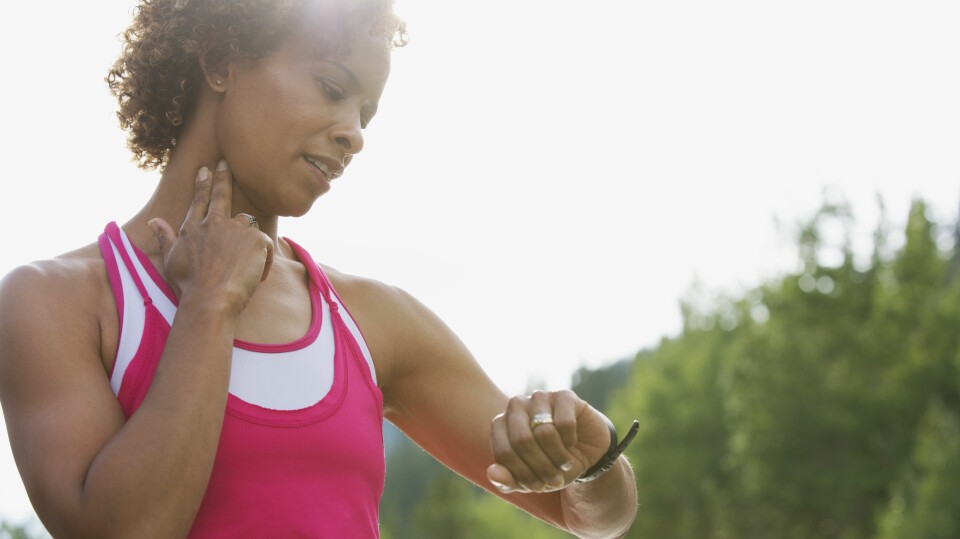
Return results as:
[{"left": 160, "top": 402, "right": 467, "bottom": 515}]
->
[{"left": 107, "top": 0, "right": 407, "bottom": 170}]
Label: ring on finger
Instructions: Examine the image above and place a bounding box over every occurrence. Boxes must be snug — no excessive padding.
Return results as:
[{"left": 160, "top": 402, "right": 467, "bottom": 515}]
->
[
  {"left": 237, "top": 213, "right": 258, "bottom": 227},
  {"left": 529, "top": 413, "right": 554, "bottom": 430}
]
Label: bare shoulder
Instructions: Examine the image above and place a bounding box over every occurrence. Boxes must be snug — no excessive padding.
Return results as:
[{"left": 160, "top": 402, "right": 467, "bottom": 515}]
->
[
  {"left": 0, "top": 243, "right": 110, "bottom": 323},
  {"left": 318, "top": 265, "right": 415, "bottom": 380},
  {"left": 319, "top": 263, "right": 413, "bottom": 316},
  {"left": 318, "top": 264, "right": 458, "bottom": 387},
  {"left": 0, "top": 243, "right": 115, "bottom": 376}
]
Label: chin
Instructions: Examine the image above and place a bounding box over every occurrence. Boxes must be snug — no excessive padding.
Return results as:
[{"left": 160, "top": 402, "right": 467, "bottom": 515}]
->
[{"left": 283, "top": 195, "right": 323, "bottom": 218}]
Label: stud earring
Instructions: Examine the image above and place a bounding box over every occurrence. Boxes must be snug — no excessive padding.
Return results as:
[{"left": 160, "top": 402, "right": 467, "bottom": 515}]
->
[{"left": 216, "top": 79, "right": 222, "bottom": 85}]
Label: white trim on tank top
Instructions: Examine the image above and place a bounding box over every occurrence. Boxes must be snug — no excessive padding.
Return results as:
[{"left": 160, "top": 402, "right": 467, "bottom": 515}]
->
[{"left": 105, "top": 229, "right": 377, "bottom": 411}]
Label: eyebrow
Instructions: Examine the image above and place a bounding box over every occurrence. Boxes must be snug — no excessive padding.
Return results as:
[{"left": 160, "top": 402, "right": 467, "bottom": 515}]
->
[
  {"left": 325, "top": 59, "right": 379, "bottom": 123},
  {"left": 329, "top": 61, "right": 360, "bottom": 88}
]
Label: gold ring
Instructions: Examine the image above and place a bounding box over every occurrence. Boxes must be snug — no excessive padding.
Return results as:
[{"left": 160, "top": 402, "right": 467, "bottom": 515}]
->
[{"left": 529, "top": 413, "right": 554, "bottom": 430}]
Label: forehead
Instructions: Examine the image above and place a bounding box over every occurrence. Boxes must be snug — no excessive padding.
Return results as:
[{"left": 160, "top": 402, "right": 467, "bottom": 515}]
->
[{"left": 283, "top": 13, "right": 392, "bottom": 75}]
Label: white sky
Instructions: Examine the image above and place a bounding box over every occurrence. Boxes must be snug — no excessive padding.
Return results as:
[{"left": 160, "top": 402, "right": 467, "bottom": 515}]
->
[{"left": 1, "top": 0, "right": 958, "bottom": 525}]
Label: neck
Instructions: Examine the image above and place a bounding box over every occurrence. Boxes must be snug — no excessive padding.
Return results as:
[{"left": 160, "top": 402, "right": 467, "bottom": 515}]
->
[{"left": 123, "top": 93, "right": 282, "bottom": 256}]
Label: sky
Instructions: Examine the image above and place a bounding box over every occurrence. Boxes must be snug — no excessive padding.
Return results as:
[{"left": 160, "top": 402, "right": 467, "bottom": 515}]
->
[{"left": 1, "top": 0, "right": 959, "bottom": 525}]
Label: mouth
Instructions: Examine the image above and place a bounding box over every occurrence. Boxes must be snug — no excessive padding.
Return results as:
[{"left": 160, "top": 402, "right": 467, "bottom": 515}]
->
[{"left": 304, "top": 155, "right": 343, "bottom": 181}]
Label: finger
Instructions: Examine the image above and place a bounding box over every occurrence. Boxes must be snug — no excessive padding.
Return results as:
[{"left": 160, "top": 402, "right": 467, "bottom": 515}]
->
[
  {"left": 505, "top": 397, "right": 558, "bottom": 491},
  {"left": 260, "top": 235, "right": 274, "bottom": 282},
  {"left": 147, "top": 218, "right": 178, "bottom": 261},
  {"left": 234, "top": 213, "right": 258, "bottom": 228},
  {"left": 183, "top": 167, "right": 213, "bottom": 226},
  {"left": 527, "top": 391, "right": 577, "bottom": 487},
  {"left": 489, "top": 412, "right": 537, "bottom": 493},
  {"left": 486, "top": 463, "right": 519, "bottom": 493},
  {"left": 207, "top": 159, "right": 233, "bottom": 218},
  {"left": 551, "top": 389, "right": 580, "bottom": 450}
]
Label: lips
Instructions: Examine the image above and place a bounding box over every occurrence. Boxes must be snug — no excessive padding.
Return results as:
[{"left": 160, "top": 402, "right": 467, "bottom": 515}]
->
[{"left": 304, "top": 155, "right": 343, "bottom": 181}]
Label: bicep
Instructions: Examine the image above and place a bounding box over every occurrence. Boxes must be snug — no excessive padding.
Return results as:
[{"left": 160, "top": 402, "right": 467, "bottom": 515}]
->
[
  {"left": 378, "top": 289, "right": 566, "bottom": 527},
  {"left": 0, "top": 266, "right": 125, "bottom": 526}
]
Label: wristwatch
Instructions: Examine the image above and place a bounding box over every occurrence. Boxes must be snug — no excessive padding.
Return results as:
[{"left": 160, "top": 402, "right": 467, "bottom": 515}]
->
[{"left": 575, "top": 416, "right": 640, "bottom": 483}]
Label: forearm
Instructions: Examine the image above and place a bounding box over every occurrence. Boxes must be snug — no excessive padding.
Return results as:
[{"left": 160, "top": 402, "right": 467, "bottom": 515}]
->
[
  {"left": 560, "top": 456, "right": 638, "bottom": 539},
  {"left": 72, "top": 299, "right": 236, "bottom": 538}
]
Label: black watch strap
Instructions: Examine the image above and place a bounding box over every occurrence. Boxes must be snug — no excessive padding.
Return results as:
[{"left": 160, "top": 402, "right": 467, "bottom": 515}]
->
[{"left": 574, "top": 418, "right": 639, "bottom": 483}]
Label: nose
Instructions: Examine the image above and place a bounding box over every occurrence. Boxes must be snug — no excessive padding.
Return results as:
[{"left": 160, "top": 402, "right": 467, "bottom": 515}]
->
[{"left": 329, "top": 112, "right": 364, "bottom": 156}]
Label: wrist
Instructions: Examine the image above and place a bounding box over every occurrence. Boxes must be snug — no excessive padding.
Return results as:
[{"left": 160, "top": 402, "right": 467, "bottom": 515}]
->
[
  {"left": 575, "top": 418, "right": 639, "bottom": 483},
  {"left": 177, "top": 289, "right": 245, "bottom": 319}
]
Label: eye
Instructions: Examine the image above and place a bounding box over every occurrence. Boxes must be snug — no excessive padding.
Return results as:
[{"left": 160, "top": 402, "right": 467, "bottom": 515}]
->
[{"left": 319, "top": 79, "right": 345, "bottom": 101}]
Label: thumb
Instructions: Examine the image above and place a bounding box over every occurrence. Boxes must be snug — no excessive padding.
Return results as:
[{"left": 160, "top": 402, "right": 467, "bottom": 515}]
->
[{"left": 147, "top": 218, "right": 177, "bottom": 259}]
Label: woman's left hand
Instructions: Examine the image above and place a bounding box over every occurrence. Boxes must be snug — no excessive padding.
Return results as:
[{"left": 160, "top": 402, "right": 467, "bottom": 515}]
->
[{"left": 487, "top": 389, "right": 612, "bottom": 494}]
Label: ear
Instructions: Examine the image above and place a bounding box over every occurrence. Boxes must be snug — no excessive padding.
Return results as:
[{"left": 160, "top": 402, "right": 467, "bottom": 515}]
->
[{"left": 198, "top": 52, "right": 231, "bottom": 94}]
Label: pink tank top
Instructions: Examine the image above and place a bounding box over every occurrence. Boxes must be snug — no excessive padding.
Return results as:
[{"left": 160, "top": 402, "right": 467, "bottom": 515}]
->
[{"left": 98, "top": 222, "right": 385, "bottom": 537}]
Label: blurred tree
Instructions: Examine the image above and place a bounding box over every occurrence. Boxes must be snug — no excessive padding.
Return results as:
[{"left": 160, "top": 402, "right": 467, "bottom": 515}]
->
[
  {"left": 608, "top": 198, "right": 960, "bottom": 539},
  {"left": 0, "top": 521, "right": 47, "bottom": 539},
  {"left": 606, "top": 331, "right": 730, "bottom": 539},
  {"left": 409, "top": 466, "right": 571, "bottom": 538},
  {"left": 570, "top": 359, "right": 633, "bottom": 412},
  {"left": 877, "top": 399, "right": 960, "bottom": 539},
  {"left": 379, "top": 423, "right": 445, "bottom": 537}
]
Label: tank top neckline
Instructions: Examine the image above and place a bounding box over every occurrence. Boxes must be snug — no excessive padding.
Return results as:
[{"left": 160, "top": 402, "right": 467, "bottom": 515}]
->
[{"left": 106, "top": 221, "right": 324, "bottom": 353}]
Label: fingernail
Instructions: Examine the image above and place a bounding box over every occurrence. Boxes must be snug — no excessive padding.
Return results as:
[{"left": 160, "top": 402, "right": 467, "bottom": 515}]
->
[
  {"left": 197, "top": 167, "right": 209, "bottom": 182},
  {"left": 549, "top": 475, "right": 564, "bottom": 488},
  {"left": 489, "top": 480, "right": 510, "bottom": 493},
  {"left": 146, "top": 219, "right": 159, "bottom": 236},
  {"left": 560, "top": 462, "right": 573, "bottom": 472},
  {"left": 217, "top": 159, "right": 228, "bottom": 171}
]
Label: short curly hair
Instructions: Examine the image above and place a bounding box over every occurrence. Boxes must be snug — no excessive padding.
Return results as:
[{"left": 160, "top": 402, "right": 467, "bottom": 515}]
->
[{"left": 107, "top": 0, "right": 407, "bottom": 170}]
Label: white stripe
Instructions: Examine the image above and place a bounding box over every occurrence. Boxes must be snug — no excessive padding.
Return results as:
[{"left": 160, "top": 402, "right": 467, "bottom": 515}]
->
[
  {"left": 117, "top": 232, "right": 177, "bottom": 325},
  {"left": 335, "top": 297, "right": 378, "bottom": 385},
  {"left": 108, "top": 239, "right": 144, "bottom": 397},
  {"left": 107, "top": 226, "right": 373, "bottom": 409}
]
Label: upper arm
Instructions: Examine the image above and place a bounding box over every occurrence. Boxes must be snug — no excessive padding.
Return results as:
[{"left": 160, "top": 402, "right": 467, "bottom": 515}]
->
[
  {"left": 0, "top": 262, "right": 126, "bottom": 533},
  {"left": 336, "top": 278, "right": 567, "bottom": 528}
]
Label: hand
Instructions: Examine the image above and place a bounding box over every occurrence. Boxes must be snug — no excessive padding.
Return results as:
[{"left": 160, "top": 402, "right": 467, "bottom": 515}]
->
[
  {"left": 487, "top": 389, "right": 612, "bottom": 494},
  {"left": 147, "top": 160, "right": 274, "bottom": 314}
]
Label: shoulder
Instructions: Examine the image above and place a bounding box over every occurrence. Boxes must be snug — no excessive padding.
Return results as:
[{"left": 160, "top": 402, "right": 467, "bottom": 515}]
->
[
  {"left": 318, "top": 264, "right": 459, "bottom": 384},
  {"left": 0, "top": 243, "right": 114, "bottom": 369},
  {"left": 2, "top": 243, "right": 108, "bottom": 306},
  {"left": 320, "top": 264, "right": 422, "bottom": 323}
]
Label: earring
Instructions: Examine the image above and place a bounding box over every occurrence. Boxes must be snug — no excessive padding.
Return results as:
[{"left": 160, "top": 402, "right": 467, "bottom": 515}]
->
[{"left": 216, "top": 79, "right": 222, "bottom": 85}]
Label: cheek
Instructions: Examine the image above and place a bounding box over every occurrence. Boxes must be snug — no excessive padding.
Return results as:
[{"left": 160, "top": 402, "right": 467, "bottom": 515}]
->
[
  {"left": 215, "top": 78, "right": 322, "bottom": 170},
  {"left": 217, "top": 92, "right": 281, "bottom": 166}
]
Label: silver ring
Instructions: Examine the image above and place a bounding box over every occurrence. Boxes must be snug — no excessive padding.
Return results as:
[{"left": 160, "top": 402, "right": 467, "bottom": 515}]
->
[
  {"left": 529, "top": 413, "right": 554, "bottom": 430},
  {"left": 237, "top": 213, "right": 258, "bottom": 227}
]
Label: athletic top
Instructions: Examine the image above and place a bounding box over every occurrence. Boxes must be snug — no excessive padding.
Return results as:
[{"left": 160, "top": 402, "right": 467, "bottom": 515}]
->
[{"left": 98, "top": 222, "right": 385, "bottom": 537}]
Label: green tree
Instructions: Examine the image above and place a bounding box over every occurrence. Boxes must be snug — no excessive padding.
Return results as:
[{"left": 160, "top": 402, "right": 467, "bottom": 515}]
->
[
  {"left": 608, "top": 198, "right": 960, "bottom": 538},
  {"left": 409, "top": 467, "right": 570, "bottom": 539},
  {"left": 877, "top": 399, "right": 960, "bottom": 539},
  {"left": 0, "top": 520, "right": 49, "bottom": 539}
]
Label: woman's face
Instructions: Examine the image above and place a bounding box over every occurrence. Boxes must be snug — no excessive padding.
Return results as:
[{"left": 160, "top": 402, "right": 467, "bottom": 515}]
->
[{"left": 214, "top": 29, "right": 391, "bottom": 217}]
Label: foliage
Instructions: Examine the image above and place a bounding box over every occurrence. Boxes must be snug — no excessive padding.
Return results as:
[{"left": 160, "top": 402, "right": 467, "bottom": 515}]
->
[
  {"left": 607, "top": 198, "right": 960, "bottom": 539},
  {"left": 409, "top": 467, "right": 570, "bottom": 539},
  {"left": 0, "top": 520, "right": 48, "bottom": 539}
]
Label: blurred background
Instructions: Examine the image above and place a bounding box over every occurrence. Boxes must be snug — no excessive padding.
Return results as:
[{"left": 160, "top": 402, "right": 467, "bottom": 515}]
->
[{"left": 1, "top": 0, "right": 958, "bottom": 537}]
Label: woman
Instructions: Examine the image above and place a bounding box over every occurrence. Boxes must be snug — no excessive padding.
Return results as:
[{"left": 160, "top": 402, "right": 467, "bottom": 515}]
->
[{"left": 0, "top": 0, "right": 638, "bottom": 537}]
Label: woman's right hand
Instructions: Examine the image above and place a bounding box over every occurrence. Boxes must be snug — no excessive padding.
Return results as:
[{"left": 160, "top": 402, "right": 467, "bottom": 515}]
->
[{"left": 148, "top": 160, "right": 274, "bottom": 315}]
